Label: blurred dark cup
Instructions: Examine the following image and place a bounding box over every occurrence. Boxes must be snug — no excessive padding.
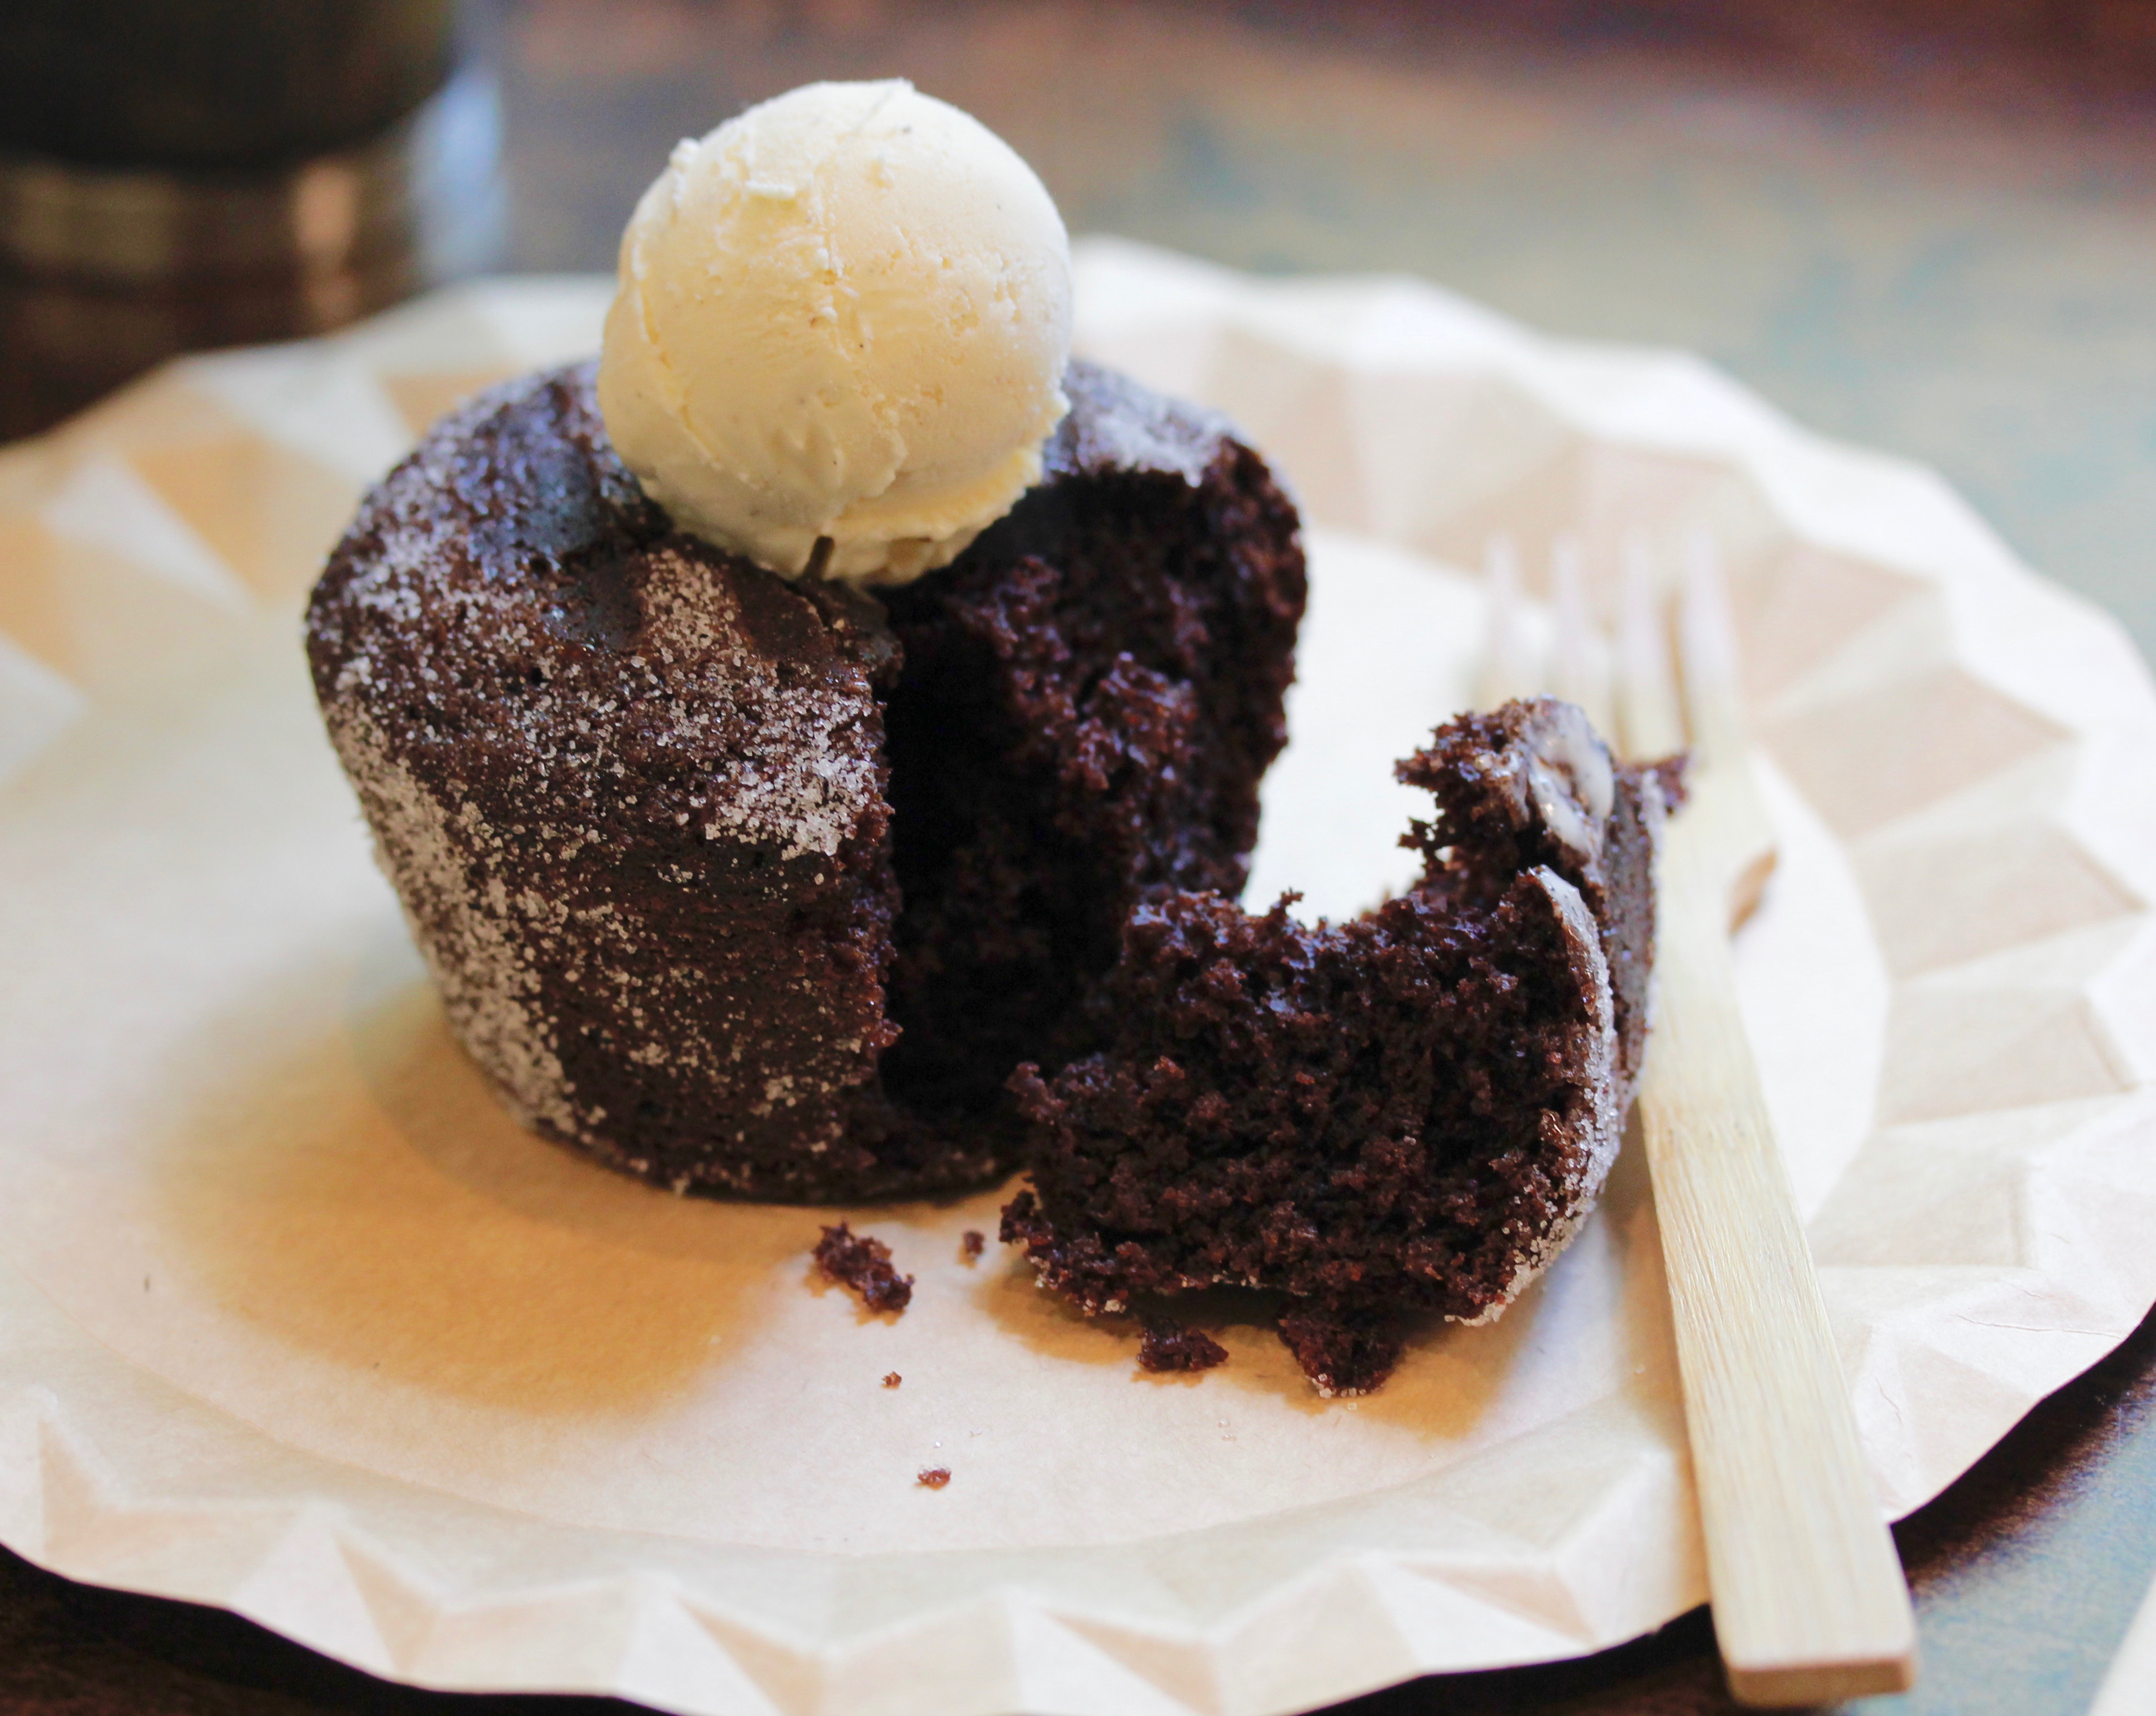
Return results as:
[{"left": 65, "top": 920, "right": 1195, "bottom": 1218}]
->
[{"left": 0, "top": 0, "right": 499, "bottom": 438}]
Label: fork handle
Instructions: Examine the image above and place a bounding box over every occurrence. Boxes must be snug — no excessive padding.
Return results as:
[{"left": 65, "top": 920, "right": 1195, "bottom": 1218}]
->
[{"left": 1640, "top": 790, "right": 1918, "bottom": 1707}]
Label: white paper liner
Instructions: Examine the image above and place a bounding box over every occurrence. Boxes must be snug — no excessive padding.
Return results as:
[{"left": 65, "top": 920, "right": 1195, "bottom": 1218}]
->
[{"left": 1, "top": 244, "right": 2154, "bottom": 1715}]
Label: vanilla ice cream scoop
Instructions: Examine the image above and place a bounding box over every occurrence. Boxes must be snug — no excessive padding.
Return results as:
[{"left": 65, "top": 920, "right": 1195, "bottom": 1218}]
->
[{"left": 597, "top": 80, "right": 1073, "bottom": 584}]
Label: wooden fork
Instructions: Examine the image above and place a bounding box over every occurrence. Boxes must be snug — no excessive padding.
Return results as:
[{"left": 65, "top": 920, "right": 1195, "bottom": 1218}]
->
[{"left": 1484, "top": 533, "right": 1918, "bottom": 1706}]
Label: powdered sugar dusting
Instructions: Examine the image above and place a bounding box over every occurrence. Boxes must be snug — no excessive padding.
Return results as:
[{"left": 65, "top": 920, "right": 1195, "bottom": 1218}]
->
[
  {"left": 335, "top": 708, "right": 575, "bottom": 1133},
  {"left": 306, "top": 367, "right": 901, "bottom": 1194},
  {"left": 1053, "top": 362, "right": 1229, "bottom": 489},
  {"left": 1458, "top": 865, "right": 1621, "bottom": 1323},
  {"left": 637, "top": 549, "right": 880, "bottom": 862}
]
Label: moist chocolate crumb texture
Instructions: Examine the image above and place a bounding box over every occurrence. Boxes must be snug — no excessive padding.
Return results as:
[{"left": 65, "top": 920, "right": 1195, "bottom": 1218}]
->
[
  {"left": 1002, "top": 699, "right": 1673, "bottom": 1396},
  {"left": 811, "top": 1222, "right": 914, "bottom": 1313},
  {"left": 305, "top": 360, "right": 1304, "bottom": 1200},
  {"left": 1138, "top": 1320, "right": 1230, "bottom": 1373}
]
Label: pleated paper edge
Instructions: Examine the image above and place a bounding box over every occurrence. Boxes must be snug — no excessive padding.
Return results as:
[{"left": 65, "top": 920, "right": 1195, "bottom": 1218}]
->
[{"left": 0, "top": 243, "right": 2153, "bottom": 1713}]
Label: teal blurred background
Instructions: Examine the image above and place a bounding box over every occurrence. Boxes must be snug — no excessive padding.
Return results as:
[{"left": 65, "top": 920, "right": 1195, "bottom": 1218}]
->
[{"left": 480, "top": 0, "right": 2156, "bottom": 657}]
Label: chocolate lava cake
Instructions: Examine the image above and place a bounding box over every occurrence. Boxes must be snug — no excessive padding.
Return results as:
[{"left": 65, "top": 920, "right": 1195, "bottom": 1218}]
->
[
  {"left": 305, "top": 359, "right": 1304, "bottom": 1200},
  {"left": 1002, "top": 699, "right": 1673, "bottom": 1395}
]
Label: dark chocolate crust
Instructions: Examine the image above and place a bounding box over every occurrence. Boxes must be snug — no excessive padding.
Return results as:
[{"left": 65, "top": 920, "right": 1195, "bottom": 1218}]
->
[
  {"left": 305, "top": 360, "right": 1304, "bottom": 1200},
  {"left": 1401, "top": 698, "right": 1669, "bottom": 1101},
  {"left": 1001, "top": 699, "right": 1668, "bottom": 1395}
]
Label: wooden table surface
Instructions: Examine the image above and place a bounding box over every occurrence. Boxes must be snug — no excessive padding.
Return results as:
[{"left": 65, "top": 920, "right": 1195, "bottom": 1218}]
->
[{"left": 8, "top": 2, "right": 2156, "bottom": 1711}]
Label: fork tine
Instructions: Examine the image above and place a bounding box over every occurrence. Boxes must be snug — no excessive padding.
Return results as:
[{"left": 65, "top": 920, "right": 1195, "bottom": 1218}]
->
[
  {"left": 1675, "top": 528, "right": 1777, "bottom": 926},
  {"left": 1476, "top": 533, "right": 1539, "bottom": 710},
  {"left": 1615, "top": 535, "right": 1686, "bottom": 764},
  {"left": 1677, "top": 528, "right": 1751, "bottom": 775},
  {"left": 1548, "top": 534, "right": 1616, "bottom": 737}
]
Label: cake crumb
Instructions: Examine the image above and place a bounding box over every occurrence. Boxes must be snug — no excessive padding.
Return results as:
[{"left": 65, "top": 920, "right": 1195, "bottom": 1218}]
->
[
  {"left": 961, "top": 1229, "right": 985, "bottom": 1262},
  {"left": 813, "top": 1223, "right": 914, "bottom": 1313},
  {"left": 1276, "top": 1308, "right": 1402, "bottom": 1397},
  {"left": 917, "top": 1466, "right": 951, "bottom": 1489},
  {"left": 1139, "top": 1319, "right": 1229, "bottom": 1373},
  {"left": 882, "top": 1372, "right": 902, "bottom": 1388}
]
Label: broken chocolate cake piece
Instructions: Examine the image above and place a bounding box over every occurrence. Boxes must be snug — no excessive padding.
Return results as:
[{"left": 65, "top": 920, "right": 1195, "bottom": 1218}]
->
[
  {"left": 305, "top": 359, "right": 1302, "bottom": 1201},
  {"left": 1002, "top": 698, "right": 1673, "bottom": 1396}
]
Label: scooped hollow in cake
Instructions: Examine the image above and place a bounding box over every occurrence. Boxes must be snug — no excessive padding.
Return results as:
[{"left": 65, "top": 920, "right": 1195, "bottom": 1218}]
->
[
  {"left": 1000, "top": 699, "right": 1673, "bottom": 1395},
  {"left": 304, "top": 359, "right": 1304, "bottom": 1200}
]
